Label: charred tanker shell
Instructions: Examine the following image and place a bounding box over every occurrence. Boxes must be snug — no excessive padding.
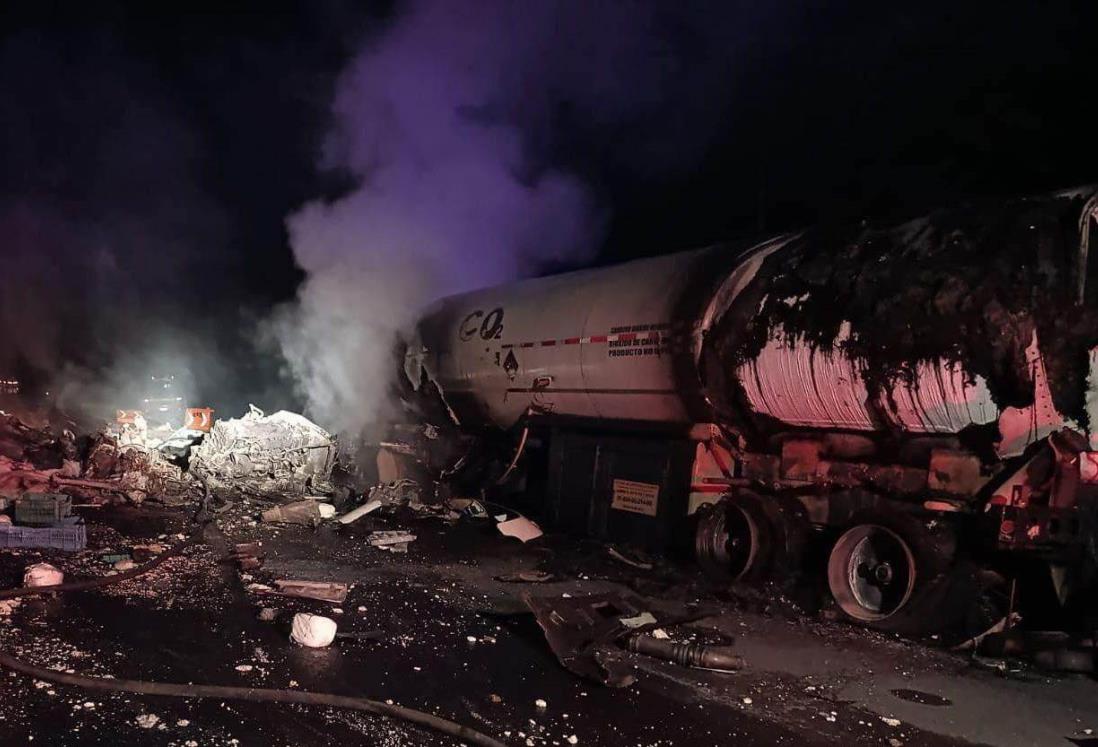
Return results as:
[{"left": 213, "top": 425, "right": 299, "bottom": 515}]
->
[
  {"left": 401, "top": 188, "right": 1098, "bottom": 634},
  {"left": 404, "top": 188, "right": 1098, "bottom": 451},
  {"left": 706, "top": 189, "right": 1098, "bottom": 439}
]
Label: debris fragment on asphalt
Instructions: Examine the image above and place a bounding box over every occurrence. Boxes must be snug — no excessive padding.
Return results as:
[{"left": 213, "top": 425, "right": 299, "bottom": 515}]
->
[
  {"left": 619, "top": 612, "right": 658, "bottom": 629},
  {"left": 261, "top": 499, "right": 333, "bottom": 525},
  {"left": 495, "top": 570, "right": 557, "bottom": 583},
  {"left": 367, "top": 530, "right": 416, "bottom": 552},
  {"left": 270, "top": 579, "right": 350, "bottom": 604},
  {"left": 336, "top": 499, "right": 382, "bottom": 524},
  {"left": 497, "top": 517, "right": 543, "bottom": 543}
]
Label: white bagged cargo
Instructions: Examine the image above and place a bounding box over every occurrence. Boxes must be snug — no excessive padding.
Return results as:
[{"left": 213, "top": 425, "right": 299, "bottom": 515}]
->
[
  {"left": 290, "top": 613, "right": 337, "bottom": 648},
  {"left": 23, "top": 562, "right": 63, "bottom": 587}
]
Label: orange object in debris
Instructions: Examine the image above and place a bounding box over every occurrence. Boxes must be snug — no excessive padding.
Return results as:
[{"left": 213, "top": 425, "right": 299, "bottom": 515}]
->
[
  {"left": 116, "top": 410, "right": 142, "bottom": 424},
  {"left": 185, "top": 407, "right": 215, "bottom": 432}
]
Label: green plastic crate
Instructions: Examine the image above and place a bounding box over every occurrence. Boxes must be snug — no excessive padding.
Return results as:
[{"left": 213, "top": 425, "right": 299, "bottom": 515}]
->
[{"left": 15, "top": 493, "right": 73, "bottom": 527}]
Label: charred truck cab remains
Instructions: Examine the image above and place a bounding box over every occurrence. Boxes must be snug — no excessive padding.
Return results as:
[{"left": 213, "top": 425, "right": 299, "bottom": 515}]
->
[{"left": 400, "top": 188, "right": 1098, "bottom": 634}]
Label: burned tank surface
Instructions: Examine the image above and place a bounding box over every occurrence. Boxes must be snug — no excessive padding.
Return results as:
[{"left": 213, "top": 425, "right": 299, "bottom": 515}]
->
[
  {"left": 406, "top": 188, "right": 1098, "bottom": 451},
  {"left": 402, "top": 188, "right": 1098, "bottom": 635}
]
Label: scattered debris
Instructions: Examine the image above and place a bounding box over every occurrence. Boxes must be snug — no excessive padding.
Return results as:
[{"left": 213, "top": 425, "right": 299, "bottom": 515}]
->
[
  {"left": 229, "top": 542, "right": 265, "bottom": 571},
  {"left": 290, "top": 613, "right": 338, "bottom": 648},
  {"left": 336, "top": 499, "right": 382, "bottom": 524},
  {"left": 156, "top": 427, "right": 207, "bottom": 463},
  {"left": 135, "top": 713, "right": 161, "bottom": 729},
  {"left": 496, "top": 570, "right": 557, "bottom": 583},
  {"left": 619, "top": 612, "right": 658, "bottom": 629},
  {"left": 368, "top": 531, "right": 416, "bottom": 552},
  {"left": 457, "top": 499, "right": 489, "bottom": 519},
  {"left": 365, "top": 479, "right": 421, "bottom": 509},
  {"left": 131, "top": 543, "right": 167, "bottom": 562},
  {"left": 524, "top": 592, "right": 651, "bottom": 687},
  {"left": 269, "top": 580, "right": 349, "bottom": 604},
  {"left": 261, "top": 500, "right": 333, "bottom": 525},
  {"left": 258, "top": 607, "right": 279, "bottom": 622},
  {"left": 954, "top": 613, "right": 1023, "bottom": 651},
  {"left": 23, "top": 562, "right": 63, "bottom": 587},
  {"left": 607, "top": 546, "right": 654, "bottom": 571},
  {"left": 978, "top": 629, "right": 1098, "bottom": 673},
  {"left": 497, "top": 517, "right": 543, "bottom": 543},
  {"left": 525, "top": 592, "right": 722, "bottom": 686}
]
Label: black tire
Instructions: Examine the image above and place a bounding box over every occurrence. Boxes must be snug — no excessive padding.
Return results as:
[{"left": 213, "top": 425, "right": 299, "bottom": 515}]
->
[{"left": 696, "top": 491, "right": 808, "bottom": 586}]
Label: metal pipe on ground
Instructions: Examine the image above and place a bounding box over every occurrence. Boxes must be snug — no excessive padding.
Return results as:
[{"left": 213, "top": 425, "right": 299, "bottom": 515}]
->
[{"left": 625, "top": 634, "right": 745, "bottom": 672}]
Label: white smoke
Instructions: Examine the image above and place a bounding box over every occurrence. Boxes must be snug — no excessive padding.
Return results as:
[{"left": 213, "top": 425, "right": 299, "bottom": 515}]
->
[
  {"left": 275, "top": 2, "right": 603, "bottom": 434},
  {"left": 276, "top": 0, "right": 751, "bottom": 435}
]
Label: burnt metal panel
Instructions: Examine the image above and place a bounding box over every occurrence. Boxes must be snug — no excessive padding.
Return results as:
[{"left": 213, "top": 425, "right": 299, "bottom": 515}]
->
[{"left": 545, "top": 429, "right": 694, "bottom": 550}]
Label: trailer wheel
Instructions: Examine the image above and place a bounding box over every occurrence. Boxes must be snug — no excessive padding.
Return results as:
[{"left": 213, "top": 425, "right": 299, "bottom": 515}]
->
[
  {"left": 825, "top": 509, "right": 959, "bottom": 634},
  {"left": 695, "top": 492, "right": 774, "bottom": 583},
  {"left": 828, "top": 522, "right": 917, "bottom": 622}
]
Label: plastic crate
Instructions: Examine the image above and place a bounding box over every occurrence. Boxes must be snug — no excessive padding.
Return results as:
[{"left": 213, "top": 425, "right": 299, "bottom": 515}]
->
[
  {"left": 15, "top": 493, "right": 72, "bottom": 527},
  {"left": 0, "top": 517, "right": 86, "bottom": 551}
]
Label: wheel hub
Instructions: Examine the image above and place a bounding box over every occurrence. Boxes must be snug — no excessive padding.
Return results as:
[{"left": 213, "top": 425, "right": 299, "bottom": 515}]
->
[{"left": 828, "top": 524, "right": 917, "bottom": 622}]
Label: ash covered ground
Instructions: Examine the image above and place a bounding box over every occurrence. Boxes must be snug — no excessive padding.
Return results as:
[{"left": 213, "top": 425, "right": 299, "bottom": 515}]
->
[{"left": 0, "top": 498, "right": 1093, "bottom": 747}]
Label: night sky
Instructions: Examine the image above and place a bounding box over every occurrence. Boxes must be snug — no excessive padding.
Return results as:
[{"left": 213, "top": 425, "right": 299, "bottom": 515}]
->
[{"left": 2, "top": 1, "right": 1097, "bottom": 423}]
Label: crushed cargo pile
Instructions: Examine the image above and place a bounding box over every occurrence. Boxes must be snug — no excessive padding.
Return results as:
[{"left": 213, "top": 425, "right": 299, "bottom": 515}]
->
[{"left": 0, "top": 405, "right": 337, "bottom": 510}]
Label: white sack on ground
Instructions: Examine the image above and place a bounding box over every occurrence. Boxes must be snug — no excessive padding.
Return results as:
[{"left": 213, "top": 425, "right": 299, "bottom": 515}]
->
[
  {"left": 290, "top": 613, "right": 338, "bottom": 647},
  {"left": 23, "top": 562, "right": 64, "bottom": 587}
]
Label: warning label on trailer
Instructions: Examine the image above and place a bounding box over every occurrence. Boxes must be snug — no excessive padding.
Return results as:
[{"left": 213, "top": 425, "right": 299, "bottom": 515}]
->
[{"left": 611, "top": 479, "right": 660, "bottom": 517}]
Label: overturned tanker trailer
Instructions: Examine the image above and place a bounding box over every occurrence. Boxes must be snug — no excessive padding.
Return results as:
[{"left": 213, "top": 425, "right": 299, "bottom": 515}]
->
[{"left": 401, "top": 187, "right": 1098, "bottom": 633}]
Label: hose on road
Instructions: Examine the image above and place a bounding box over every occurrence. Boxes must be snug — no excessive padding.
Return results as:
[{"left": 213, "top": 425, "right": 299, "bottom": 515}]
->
[
  {"left": 0, "top": 651, "right": 506, "bottom": 747},
  {"left": 0, "top": 520, "right": 507, "bottom": 746}
]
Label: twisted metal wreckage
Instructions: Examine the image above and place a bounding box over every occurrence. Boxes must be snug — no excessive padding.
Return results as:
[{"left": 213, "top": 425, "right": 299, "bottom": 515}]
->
[
  {"left": 398, "top": 187, "right": 1098, "bottom": 640},
  {"left": 2, "top": 187, "right": 1098, "bottom": 672},
  {"left": 0, "top": 405, "right": 337, "bottom": 508}
]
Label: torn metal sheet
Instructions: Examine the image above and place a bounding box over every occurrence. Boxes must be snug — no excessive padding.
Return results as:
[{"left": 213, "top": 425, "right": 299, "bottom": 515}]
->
[
  {"left": 267, "top": 580, "right": 349, "bottom": 604},
  {"left": 497, "top": 516, "right": 542, "bottom": 542},
  {"left": 524, "top": 592, "right": 649, "bottom": 687}
]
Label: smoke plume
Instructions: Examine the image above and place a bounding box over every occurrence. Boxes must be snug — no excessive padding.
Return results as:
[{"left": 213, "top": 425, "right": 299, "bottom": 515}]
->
[
  {"left": 278, "top": 1, "right": 749, "bottom": 434},
  {"left": 0, "top": 35, "right": 229, "bottom": 420}
]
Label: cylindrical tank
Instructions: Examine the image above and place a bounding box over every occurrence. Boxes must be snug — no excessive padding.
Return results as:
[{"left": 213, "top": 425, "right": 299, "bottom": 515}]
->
[{"left": 404, "top": 189, "right": 1098, "bottom": 451}]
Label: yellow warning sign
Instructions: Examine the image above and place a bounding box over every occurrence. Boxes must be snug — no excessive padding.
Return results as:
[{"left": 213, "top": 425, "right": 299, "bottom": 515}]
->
[{"left": 611, "top": 479, "right": 660, "bottom": 517}]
